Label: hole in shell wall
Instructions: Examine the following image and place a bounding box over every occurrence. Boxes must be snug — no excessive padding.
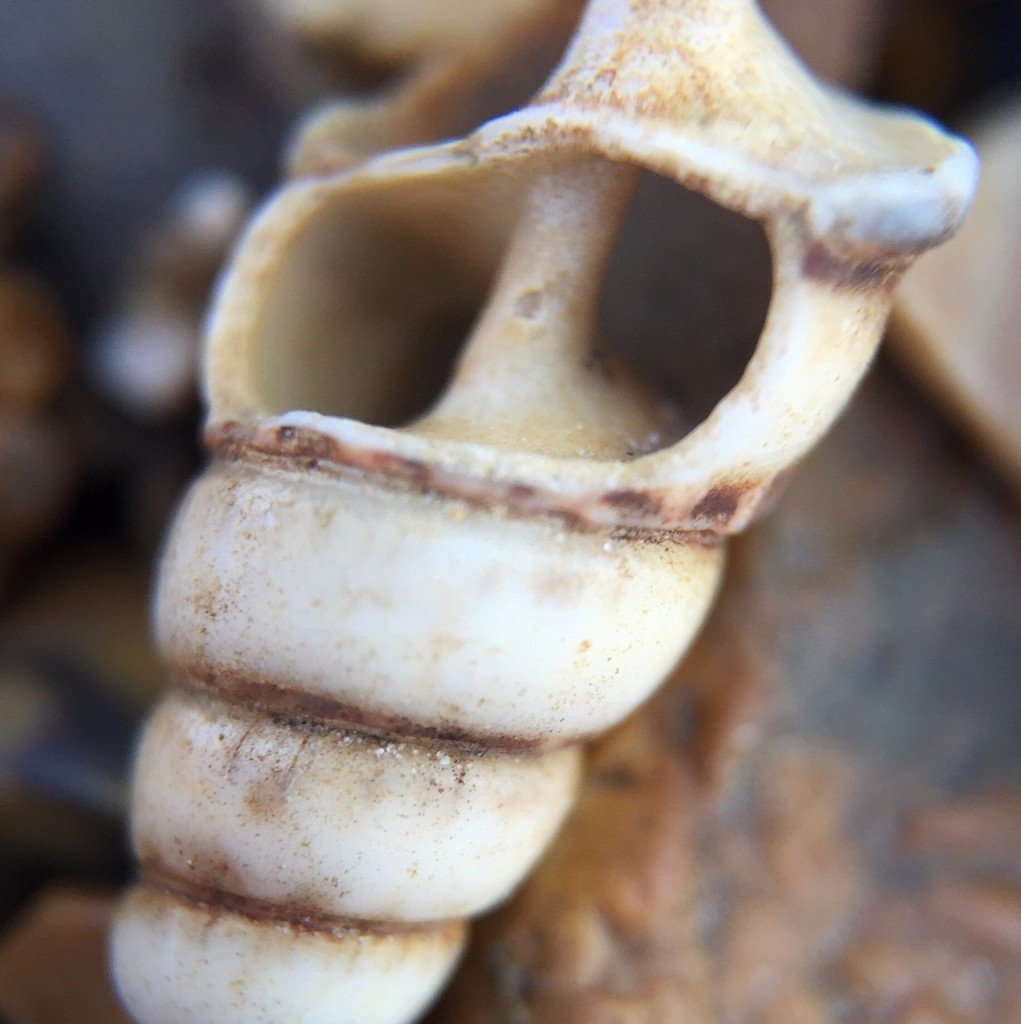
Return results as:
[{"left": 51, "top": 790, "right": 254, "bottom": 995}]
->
[
  {"left": 249, "top": 174, "right": 519, "bottom": 426},
  {"left": 248, "top": 166, "right": 772, "bottom": 444},
  {"left": 600, "top": 172, "right": 772, "bottom": 434}
]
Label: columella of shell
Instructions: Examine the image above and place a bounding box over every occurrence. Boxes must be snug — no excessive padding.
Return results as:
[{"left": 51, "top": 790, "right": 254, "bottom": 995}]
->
[{"left": 109, "top": 1, "right": 978, "bottom": 1022}]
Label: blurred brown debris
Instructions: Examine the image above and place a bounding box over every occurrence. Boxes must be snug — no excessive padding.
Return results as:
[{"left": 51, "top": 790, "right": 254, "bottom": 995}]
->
[
  {"left": 0, "top": 107, "right": 44, "bottom": 252},
  {"left": 0, "top": 552, "right": 154, "bottom": 877},
  {"left": 0, "top": 108, "right": 77, "bottom": 582},
  {"left": 2, "top": 549, "right": 164, "bottom": 708},
  {"left": 0, "top": 272, "right": 71, "bottom": 418}
]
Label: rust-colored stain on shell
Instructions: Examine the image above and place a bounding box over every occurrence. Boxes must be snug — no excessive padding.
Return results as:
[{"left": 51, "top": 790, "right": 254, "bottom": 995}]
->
[
  {"left": 600, "top": 488, "right": 662, "bottom": 517},
  {"left": 690, "top": 485, "right": 741, "bottom": 524},
  {"left": 802, "top": 241, "right": 907, "bottom": 292}
]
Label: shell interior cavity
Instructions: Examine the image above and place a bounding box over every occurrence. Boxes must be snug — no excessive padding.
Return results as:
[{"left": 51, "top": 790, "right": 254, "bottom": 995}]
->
[{"left": 110, "top": 2, "right": 977, "bottom": 1023}]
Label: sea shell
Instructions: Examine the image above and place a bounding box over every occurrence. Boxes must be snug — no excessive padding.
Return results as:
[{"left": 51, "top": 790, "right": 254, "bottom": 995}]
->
[{"left": 110, "top": 2, "right": 976, "bottom": 1023}]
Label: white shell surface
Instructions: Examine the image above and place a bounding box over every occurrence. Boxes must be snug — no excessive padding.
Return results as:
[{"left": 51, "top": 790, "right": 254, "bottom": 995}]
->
[
  {"left": 111, "top": 885, "right": 465, "bottom": 1024},
  {"left": 156, "top": 458, "right": 724, "bottom": 743},
  {"left": 132, "top": 690, "right": 581, "bottom": 921}
]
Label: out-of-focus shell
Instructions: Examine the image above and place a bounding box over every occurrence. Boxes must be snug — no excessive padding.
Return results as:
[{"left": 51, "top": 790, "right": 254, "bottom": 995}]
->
[
  {"left": 892, "top": 97, "right": 1021, "bottom": 495},
  {"left": 254, "top": 0, "right": 570, "bottom": 66},
  {"left": 263, "top": 0, "right": 580, "bottom": 172},
  {"left": 89, "top": 173, "right": 252, "bottom": 421}
]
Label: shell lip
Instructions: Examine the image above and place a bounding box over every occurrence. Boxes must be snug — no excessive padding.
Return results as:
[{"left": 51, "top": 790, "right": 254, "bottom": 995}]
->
[
  {"left": 804, "top": 137, "right": 980, "bottom": 257},
  {"left": 202, "top": 2, "right": 980, "bottom": 538},
  {"left": 205, "top": 414, "right": 768, "bottom": 537},
  {"left": 470, "top": 105, "right": 979, "bottom": 256},
  {"left": 317, "top": 104, "right": 978, "bottom": 257},
  {"left": 203, "top": 122, "right": 963, "bottom": 537}
]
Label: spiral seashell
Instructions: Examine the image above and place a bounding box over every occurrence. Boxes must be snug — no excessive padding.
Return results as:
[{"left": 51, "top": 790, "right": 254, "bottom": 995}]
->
[{"left": 110, "top": 2, "right": 977, "bottom": 1022}]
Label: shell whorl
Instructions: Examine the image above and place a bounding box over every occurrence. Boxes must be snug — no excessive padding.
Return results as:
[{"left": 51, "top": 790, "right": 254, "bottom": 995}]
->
[{"left": 112, "top": 450, "right": 723, "bottom": 1024}]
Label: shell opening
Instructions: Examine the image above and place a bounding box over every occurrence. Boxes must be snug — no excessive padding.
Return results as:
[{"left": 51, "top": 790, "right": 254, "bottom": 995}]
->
[
  {"left": 235, "top": 161, "right": 772, "bottom": 465},
  {"left": 599, "top": 170, "right": 771, "bottom": 436},
  {"left": 243, "top": 172, "right": 514, "bottom": 427}
]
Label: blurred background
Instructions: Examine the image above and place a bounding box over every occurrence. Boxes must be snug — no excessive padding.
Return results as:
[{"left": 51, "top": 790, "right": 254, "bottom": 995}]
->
[{"left": 0, "top": 1, "right": 1019, "bottom": 1021}]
